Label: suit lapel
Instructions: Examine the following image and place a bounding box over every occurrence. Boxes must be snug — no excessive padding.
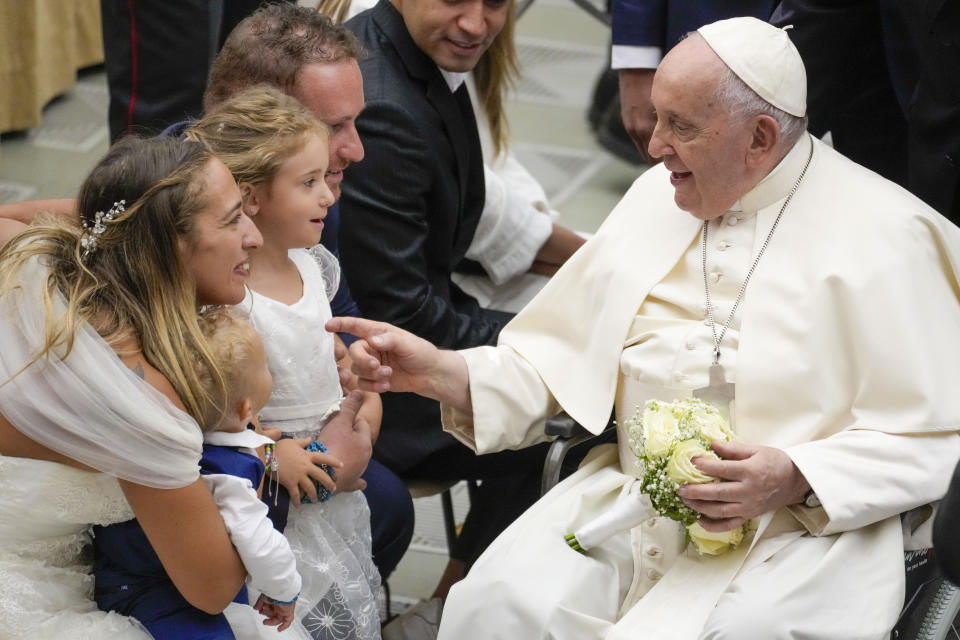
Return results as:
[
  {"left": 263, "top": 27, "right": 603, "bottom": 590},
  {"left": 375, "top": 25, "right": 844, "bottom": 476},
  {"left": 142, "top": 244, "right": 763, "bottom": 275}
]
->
[{"left": 372, "top": 1, "right": 478, "bottom": 215}]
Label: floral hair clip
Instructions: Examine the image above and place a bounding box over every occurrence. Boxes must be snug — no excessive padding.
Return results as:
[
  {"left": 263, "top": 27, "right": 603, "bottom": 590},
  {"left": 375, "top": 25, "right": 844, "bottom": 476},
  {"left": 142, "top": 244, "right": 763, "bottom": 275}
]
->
[{"left": 80, "top": 199, "right": 125, "bottom": 260}]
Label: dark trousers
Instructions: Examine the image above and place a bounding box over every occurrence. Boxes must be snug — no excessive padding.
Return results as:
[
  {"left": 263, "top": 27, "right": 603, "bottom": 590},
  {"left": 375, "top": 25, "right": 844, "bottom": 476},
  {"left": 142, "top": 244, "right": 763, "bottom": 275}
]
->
[
  {"left": 362, "top": 458, "right": 415, "bottom": 579},
  {"left": 99, "top": 0, "right": 291, "bottom": 140}
]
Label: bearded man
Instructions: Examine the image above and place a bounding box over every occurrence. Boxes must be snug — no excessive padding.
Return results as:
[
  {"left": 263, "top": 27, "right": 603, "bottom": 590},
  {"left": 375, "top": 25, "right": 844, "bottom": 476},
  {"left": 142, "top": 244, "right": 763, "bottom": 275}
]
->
[{"left": 329, "top": 16, "right": 960, "bottom": 640}]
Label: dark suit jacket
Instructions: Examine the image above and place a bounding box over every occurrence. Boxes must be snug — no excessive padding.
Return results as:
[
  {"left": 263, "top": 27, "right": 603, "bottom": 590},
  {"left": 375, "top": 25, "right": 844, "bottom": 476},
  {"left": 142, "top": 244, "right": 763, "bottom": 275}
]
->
[
  {"left": 611, "top": 0, "right": 775, "bottom": 53},
  {"left": 774, "top": 0, "right": 960, "bottom": 222},
  {"left": 900, "top": 0, "right": 960, "bottom": 221},
  {"left": 342, "top": 0, "right": 510, "bottom": 470}
]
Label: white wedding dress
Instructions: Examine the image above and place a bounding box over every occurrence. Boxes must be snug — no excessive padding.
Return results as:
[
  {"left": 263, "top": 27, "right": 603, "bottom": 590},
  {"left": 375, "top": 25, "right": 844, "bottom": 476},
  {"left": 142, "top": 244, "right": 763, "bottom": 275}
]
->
[
  {"left": 0, "top": 256, "right": 205, "bottom": 639},
  {"left": 0, "top": 456, "right": 151, "bottom": 639}
]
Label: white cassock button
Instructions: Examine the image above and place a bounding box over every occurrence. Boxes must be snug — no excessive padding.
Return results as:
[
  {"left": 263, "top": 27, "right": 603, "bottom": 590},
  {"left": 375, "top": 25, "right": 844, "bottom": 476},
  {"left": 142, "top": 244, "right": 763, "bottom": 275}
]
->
[
  {"left": 646, "top": 569, "right": 661, "bottom": 581},
  {"left": 686, "top": 341, "right": 696, "bottom": 350},
  {"left": 645, "top": 546, "right": 661, "bottom": 557},
  {"left": 717, "top": 241, "right": 732, "bottom": 251},
  {"left": 727, "top": 215, "right": 739, "bottom": 226},
  {"left": 645, "top": 518, "right": 658, "bottom": 527},
  {"left": 710, "top": 272, "right": 722, "bottom": 283},
  {"left": 673, "top": 371, "right": 686, "bottom": 382}
]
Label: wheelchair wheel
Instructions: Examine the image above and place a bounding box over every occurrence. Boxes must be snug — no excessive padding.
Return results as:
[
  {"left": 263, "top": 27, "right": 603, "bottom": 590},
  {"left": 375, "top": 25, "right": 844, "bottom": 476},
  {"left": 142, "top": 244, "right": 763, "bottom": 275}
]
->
[{"left": 897, "top": 577, "right": 960, "bottom": 640}]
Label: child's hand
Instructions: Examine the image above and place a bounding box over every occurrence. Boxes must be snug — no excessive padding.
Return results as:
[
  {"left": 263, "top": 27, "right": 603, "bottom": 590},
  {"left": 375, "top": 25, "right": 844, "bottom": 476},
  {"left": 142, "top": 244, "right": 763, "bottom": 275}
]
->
[
  {"left": 270, "top": 392, "right": 362, "bottom": 505},
  {"left": 273, "top": 437, "right": 342, "bottom": 506},
  {"left": 256, "top": 423, "right": 283, "bottom": 441},
  {"left": 253, "top": 594, "right": 297, "bottom": 632}
]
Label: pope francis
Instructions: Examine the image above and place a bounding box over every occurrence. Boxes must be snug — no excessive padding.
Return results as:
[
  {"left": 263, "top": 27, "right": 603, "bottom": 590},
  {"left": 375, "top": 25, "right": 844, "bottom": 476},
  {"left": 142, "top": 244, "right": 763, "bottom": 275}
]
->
[{"left": 329, "top": 16, "right": 960, "bottom": 640}]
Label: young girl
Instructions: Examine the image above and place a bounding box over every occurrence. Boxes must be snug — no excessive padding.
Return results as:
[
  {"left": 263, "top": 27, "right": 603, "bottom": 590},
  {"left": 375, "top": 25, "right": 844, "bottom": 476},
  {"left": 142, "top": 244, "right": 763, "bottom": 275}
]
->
[
  {"left": 191, "top": 86, "right": 382, "bottom": 640},
  {"left": 93, "top": 307, "right": 309, "bottom": 637}
]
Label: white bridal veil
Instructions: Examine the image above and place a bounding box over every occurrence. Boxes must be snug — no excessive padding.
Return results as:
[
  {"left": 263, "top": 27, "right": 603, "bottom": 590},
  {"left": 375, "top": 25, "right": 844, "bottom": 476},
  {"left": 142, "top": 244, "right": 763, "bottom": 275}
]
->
[{"left": 0, "top": 256, "right": 202, "bottom": 488}]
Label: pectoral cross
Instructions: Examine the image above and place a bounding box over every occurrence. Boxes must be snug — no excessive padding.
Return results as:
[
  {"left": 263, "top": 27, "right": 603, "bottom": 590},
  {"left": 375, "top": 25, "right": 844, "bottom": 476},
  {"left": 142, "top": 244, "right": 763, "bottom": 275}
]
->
[{"left": 694, "top": 362, "right": 735, "bottom": 411}]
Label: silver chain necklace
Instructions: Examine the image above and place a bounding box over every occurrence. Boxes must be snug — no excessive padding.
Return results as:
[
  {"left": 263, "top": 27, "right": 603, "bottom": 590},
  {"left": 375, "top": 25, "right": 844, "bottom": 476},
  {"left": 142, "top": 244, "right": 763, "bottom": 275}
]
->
[{"left": 702, "top": 142, "right": 814, "bottom": 365}]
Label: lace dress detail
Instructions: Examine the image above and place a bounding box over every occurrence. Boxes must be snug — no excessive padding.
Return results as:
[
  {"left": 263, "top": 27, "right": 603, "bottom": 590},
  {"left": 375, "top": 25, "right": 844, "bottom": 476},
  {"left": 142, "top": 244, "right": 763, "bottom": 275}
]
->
[
  {"left": 289, "top": 493, "right": 381, "bottom": 640},
  {"left": 0, "top": 456, "right": 149, "bottom": 639},
  {"left": 243, "top": 248, "right": 381, "bottom": 639}
]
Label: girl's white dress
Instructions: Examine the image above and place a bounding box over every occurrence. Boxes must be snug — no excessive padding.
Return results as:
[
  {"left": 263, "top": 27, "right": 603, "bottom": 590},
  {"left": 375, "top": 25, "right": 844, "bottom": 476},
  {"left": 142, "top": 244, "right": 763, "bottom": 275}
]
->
[{"left": 242, "top": 247, "right": 381, "bottom": 640}]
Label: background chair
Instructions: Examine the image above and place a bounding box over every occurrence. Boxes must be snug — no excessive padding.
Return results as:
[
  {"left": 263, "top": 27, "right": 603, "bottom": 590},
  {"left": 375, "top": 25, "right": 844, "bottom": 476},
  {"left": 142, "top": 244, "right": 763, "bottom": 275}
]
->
[{"left": 404, "top": 479, "right": 478, "bottom": 558}]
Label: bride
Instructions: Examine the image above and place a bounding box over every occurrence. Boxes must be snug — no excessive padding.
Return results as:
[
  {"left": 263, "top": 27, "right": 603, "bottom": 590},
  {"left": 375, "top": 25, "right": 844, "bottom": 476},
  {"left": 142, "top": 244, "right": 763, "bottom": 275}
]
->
[{"left": 0, "top": 136, "right": 263, "bottom": 638}]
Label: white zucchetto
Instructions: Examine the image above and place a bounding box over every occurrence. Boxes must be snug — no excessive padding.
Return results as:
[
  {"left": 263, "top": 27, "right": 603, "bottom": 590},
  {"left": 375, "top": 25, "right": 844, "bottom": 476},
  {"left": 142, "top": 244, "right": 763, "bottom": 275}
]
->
[{"left": 697, "top": 17, "right": 807, "bottom": 117}]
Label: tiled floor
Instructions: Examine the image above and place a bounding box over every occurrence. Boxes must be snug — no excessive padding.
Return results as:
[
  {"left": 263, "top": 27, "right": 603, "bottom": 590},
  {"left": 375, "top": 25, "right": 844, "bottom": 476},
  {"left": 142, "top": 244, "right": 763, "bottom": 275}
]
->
[{"left": 0, "top": 0, "right": 647, "bottom": 616}]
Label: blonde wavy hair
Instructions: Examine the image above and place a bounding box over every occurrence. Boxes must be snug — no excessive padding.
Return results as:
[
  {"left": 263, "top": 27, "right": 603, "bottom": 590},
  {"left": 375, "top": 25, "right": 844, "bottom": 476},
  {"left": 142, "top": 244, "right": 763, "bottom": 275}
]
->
[
  {"left": 190, "top": 85, "right": 330, "bottom": 189},
  {"left": 195, "top": 307, "right": 265, "bottom": 431},
  {"left": 473, "top": 0, "right": 519, "bottom": 156},
  {"left": 0, "top": 136, "right": 228, "bottom": 425}
]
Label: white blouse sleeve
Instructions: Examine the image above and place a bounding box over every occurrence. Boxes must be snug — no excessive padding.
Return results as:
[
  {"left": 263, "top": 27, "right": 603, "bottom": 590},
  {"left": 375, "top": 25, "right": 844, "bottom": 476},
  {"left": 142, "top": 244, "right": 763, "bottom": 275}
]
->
[
  {"left": 0, "top": 256, "right": 202, "bottom": 488},
  {"left": 465, "top": 164, "right": 553, "bottom": 285}
]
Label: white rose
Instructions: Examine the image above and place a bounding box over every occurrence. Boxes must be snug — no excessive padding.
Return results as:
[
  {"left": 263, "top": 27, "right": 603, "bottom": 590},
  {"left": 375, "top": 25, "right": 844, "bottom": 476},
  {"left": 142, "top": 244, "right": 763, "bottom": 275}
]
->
[
  {"left": 687, "top": 521, "right": 744, "bottom": 555},
  {"left": 666, "top": 439, "right": 718, "bottom": 484},
  {"left": 641, "top": 401, "right": 681, "bottom": 458},
  {"left": 688, "top": 404, "right": 732, "bottom": 443}
]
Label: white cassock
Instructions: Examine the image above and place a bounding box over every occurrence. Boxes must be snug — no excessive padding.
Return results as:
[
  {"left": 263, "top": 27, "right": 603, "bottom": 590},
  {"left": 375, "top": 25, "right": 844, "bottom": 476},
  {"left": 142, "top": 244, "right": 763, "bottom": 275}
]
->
[{"left": 436, "top": 134, "right": 960, "bottom": 640}]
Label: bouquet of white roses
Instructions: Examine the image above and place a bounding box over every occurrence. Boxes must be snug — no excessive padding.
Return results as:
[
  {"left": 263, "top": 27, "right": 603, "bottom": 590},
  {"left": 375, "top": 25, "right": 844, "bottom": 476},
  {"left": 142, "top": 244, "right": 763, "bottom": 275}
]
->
[{"left": 564, "top": 397, "right": 746, "bottom": 556}]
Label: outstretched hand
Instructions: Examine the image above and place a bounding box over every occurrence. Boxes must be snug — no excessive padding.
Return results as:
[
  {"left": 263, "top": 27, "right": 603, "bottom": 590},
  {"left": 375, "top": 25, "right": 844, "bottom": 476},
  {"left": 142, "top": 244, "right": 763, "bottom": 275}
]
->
[
  {"left": 325, "top": 317, "right": 440, "bottom": 395},
  {"left": 325, "top": 316, "right": 473, "bottom": 413},
  {"left": 677, "top": 440, "right": 810, "bottom": 532}
]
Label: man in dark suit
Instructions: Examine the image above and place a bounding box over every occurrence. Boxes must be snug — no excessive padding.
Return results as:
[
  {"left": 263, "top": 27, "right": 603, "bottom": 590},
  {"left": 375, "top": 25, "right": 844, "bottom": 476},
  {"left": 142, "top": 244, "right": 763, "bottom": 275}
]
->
[
  {"left": 772, "top": 0, "right": 960, "bottom": 222},
  {"left": 341, "top": 0, "right": 549, "bottom": 601}
]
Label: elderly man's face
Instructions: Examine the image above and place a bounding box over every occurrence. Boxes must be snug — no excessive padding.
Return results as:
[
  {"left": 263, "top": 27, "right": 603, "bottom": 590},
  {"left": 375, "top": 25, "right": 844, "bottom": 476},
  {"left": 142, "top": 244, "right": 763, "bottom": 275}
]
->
[
  {"left": 292, "top": 60, "right": 366, "bottom": 200},
  {"left": 647, "top": 37, "right": 757, "bottom": 220},
  {"left": 391, "top": 0, "right": 509, "bottom": 72}
]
